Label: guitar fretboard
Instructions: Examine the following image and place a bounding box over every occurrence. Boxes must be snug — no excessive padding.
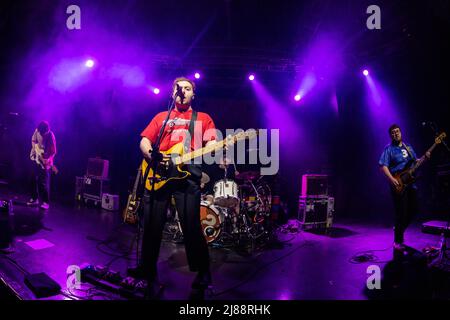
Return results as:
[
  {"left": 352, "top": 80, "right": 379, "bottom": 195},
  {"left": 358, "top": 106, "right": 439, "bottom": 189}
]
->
[
  {"left": 411, "top": 142, "right": 438, "bottom": 173},
  {"left": 173, "top": 131, "right": 258, "bottom": 165},
  {"left": 174, "top": 140, "right": 226, "bottom": 165}
]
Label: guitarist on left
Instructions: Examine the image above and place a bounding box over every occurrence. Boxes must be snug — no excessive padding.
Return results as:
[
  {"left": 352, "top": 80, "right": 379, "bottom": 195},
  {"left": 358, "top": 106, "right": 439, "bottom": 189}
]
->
[
  {"left": 131, "top": 77, "right": 217, "bottom": 299},
  {"left": 27, "top": 121, "right": 57, "bottom": 210},
  {"left": 379, "top": 124, "right": 430, "bottom": 252}
]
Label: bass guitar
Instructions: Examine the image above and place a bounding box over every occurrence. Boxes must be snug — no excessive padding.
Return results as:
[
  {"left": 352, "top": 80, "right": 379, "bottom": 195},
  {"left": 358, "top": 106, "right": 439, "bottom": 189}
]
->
[{"left": 393, "top": 132, "right": 446, "bottom": 194}]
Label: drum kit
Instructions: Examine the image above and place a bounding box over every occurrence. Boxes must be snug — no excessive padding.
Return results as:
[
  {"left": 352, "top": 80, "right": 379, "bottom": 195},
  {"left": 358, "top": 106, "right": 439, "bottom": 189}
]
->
[{"left": 164, "top": 156, "right": 274, "bottom": 249}]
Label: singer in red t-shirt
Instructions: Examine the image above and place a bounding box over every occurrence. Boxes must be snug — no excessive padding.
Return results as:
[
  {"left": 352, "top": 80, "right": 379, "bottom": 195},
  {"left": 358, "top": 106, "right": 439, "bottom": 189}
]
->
[{"left": 132, "top": 77, "right": 216, "bottom": 299}]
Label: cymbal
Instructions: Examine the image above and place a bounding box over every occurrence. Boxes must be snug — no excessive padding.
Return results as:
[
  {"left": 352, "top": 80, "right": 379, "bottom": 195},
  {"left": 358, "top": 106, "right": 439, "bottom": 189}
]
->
[
  {"left": 235, "top": 171, "right": 260, "bottom": 181},
  {"left": 201, "top": 172, "right": 210, "bottom": 184}
]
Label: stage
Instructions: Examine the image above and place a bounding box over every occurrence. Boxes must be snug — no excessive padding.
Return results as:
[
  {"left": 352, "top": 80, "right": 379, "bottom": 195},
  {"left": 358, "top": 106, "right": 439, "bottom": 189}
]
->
[{"left": 1, "top": 191, "right": 449, "bottom": 300}]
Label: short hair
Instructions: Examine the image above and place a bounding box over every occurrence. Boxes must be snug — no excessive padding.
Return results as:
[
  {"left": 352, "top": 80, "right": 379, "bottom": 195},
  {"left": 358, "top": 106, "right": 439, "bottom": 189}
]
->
[
  {"left": 37, "top": 121, "right": 50, "bottom": 135},
  {"left": 172, "top": 77, "right": 196, "bottom": 92},
  {"left": 388, "top": 124, "right": 400, "bottom": 135}
]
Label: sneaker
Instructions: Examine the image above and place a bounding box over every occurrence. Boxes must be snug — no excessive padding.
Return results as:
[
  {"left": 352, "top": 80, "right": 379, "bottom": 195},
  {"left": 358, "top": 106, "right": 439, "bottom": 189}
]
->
[
  {"left": 27, "top": 198, "right": 39, "bottom": 206},
  {"left": 40, "top": 202, "right": 50, "bottom": 210}
]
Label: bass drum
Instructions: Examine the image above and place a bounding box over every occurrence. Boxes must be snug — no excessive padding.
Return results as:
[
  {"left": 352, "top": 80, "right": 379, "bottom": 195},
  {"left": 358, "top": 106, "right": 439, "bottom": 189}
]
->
[{"left": 200, "top": 201, "right": 223, "bottom": 243}]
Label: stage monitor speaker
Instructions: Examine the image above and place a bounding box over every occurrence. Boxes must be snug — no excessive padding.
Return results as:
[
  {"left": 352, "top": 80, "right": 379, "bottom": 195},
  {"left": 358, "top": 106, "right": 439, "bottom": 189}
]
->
[
  {"left": 86, "top": 158, "right": 109, "bottom": 179},
  {"left": 24, "top": 272, "right": 61, "bottom": 298}
]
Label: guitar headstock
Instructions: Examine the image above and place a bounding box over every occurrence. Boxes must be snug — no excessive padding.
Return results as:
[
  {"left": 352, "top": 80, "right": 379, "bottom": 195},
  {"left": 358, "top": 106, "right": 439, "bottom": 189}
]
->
[{"left": 435, "top": 132, "right": 447, "bottom": 144}]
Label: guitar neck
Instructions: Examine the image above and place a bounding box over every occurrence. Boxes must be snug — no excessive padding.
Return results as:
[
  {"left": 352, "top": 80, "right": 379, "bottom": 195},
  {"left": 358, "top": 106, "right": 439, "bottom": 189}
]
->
[
  {"left": 410, "top": 142, "right": 437, "bottom": 173},
  {"left": 132, "top": 167, "right": 142, "bottom": 194},
  {"left": 174, "top": 140, "right": 225, "bottom": 165}
]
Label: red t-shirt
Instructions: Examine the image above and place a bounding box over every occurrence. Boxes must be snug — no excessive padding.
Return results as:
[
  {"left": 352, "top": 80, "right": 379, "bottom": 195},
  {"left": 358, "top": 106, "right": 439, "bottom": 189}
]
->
[{"left": 140, "top": 108, "right": 217, "bottom": 152}]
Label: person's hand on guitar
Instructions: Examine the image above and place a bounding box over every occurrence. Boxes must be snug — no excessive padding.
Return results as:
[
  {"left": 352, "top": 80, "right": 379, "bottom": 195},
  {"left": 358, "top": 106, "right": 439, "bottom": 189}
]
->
[
  {"left": 425, "top": 151, "right": 431, "bottom": 159},
  {"left": 149, "top": 149, "right": 164, "bottom": 163},
  {"left": 390, "top": 177, "right": 400, "bottom": 188}
]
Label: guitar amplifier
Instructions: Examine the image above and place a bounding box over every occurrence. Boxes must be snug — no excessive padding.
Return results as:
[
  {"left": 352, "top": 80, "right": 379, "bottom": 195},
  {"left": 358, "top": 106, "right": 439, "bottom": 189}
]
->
[
  {"left": 87, "top": 158, "right": 109, "bottom": 179},
  {"left": 298, "top": 196, "right": 334, "bottom": 229},
  {"left": 102, "top": 194, "right": 119, "bottom": 211},
  {"left": 301, "top": 174, "right": 328, "bottom": 198}
]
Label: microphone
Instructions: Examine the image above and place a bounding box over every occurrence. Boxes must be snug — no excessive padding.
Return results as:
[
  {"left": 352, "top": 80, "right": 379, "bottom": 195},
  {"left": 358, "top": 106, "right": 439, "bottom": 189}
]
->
[{"left": 175, "top": 84, "right": 185, "bottom": 101}]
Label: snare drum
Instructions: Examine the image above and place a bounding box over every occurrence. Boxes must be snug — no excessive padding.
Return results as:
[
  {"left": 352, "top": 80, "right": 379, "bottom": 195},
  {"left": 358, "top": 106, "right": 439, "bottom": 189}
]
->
[
  {"left": 213, "top": 179, "right": 239, "bottom": 208},
  {"left": 200, "top": 201, "right": 223, "bottom": 243}
]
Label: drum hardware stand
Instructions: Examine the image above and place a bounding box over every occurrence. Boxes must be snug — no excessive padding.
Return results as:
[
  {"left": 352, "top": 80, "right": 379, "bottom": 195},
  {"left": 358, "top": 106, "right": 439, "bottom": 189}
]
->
[
  {"left": 163, "top": 199, "right": 184, "bottom": 243},
  {"left": 429, "top": 220, "right": 450, "bottom": 268},
  {"left": 427, "top": 125, "right": 450, "bottom": 268}
]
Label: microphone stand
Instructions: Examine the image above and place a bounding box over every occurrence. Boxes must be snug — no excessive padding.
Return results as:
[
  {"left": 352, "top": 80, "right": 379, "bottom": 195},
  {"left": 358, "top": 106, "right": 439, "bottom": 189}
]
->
[
  {"left": 429, "top": 122, "right": 450, "bottom": 152},
  {"left": 136, "top": 93, "right": 178, "bottom": 269}
]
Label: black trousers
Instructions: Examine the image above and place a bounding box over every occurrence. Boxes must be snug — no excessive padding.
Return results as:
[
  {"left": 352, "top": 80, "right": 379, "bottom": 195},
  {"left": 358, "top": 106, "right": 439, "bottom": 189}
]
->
[
  {"left": 31, "top": 163, "right": 50, "bottom": 203},
  {"left": 139, "top": 178, "right": 210, "bottom": 282},
  {"left": 391, "top": 186, "right": 418, "bottom": 243}
]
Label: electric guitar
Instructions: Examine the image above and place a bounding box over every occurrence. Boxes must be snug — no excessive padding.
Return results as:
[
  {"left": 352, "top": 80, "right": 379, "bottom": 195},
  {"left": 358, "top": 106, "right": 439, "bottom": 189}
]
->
[
  {"left": 392, "top": 132, "right": 446, "bottom": 194},
  {"left": 123, "top": 166, "right": 142, "bottom": 225},
  {"left": 141, "top": 130, "right": 259, "bottom": 191},
  {"left": 31, "top": 144, "right": 58, "bottom": 174}
]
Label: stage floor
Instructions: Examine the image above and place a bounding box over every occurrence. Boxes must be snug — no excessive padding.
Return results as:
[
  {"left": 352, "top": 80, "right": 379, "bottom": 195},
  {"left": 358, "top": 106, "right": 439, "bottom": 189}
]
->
[{"left": 1, "top": 192, "right": 449, "bottom": 300}]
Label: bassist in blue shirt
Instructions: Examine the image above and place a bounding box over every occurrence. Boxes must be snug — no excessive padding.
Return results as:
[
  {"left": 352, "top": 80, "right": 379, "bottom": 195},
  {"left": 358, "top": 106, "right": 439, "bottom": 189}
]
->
[{"left": 379, "top": 124, "right": 430, "bottom": 252}]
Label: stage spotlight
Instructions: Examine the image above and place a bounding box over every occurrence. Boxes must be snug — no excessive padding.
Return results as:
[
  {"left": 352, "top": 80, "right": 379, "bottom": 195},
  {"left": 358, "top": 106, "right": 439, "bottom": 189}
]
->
[
  {"left": 363, "top": 69, "right": 369, "bottom": 76},
  {"left": 194, "top": 72, "right": 201, "bottom": 79},
  {"left": 85, "top": 59, "right": 95, "bottom": 68},
  {"left": 248, "top": 74, "right": 255, "bottom": 81},
  {"left": 294, "top": 94, "right": 301, "bottom": 101},
  {"left": 153, "top": 88, "right": 160, "bottom": 95}
]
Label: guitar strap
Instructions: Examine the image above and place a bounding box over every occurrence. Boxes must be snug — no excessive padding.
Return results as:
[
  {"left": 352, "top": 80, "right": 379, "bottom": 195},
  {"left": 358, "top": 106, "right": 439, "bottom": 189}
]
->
[
  {"left": 403, "top": 143, "right": 416, "bottom": 161},
  {"left": 184, "top": 110, "right": 198, "bottom": 152},
  {"left": 184, "top": 110, "right": 202, "bottom": 181}
]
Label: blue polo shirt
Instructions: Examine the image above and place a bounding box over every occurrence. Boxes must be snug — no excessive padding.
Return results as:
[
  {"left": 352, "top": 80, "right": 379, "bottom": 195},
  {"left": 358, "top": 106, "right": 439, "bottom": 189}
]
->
[{"left": 379, "top": 142, "right": 417, "bottom": 174}]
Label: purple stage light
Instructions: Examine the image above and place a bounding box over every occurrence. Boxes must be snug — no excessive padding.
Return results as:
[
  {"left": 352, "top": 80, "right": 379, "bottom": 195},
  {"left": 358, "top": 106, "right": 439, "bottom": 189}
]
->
[
  {"left": 363, "top": 69, "right": 369, "bottom": 76},
  {"left": 194, "top": 72, "right": 201, "bottom": 79},
  {"left": 248, "top": 74, "right": 255, "bottom": 81},
  {"left": 153, "top": 88, "right": 160, "bottom": 95},
  {"left": 85, "top": 59, "right": 95, "bottom": 68},
  {"left": 294, "top": 94, "right": 301, "bottom": 101}
]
